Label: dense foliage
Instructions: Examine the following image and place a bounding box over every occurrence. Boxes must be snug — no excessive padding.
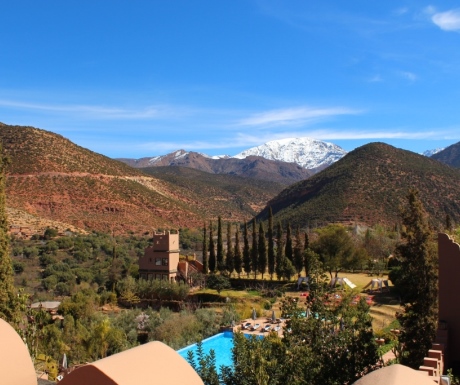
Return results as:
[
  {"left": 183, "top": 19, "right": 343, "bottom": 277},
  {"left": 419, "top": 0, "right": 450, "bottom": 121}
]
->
[
  {"left": 0, "top": 145, "right": 21, "bottom": 323},
  {"left": 189, "top": 268, "right": 380, "bottom": 385},
  {"left": 394, "top": 189, "right": 438, "bottom": 368}
]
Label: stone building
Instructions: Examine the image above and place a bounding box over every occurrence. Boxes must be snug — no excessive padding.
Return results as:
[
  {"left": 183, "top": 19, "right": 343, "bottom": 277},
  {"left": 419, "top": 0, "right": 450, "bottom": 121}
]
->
[
  {"left": 138, "top": 230, "right": 180, "bottom": 282},
  {"left": 138, "top": 230, "right": 203, "bottom": 283}
]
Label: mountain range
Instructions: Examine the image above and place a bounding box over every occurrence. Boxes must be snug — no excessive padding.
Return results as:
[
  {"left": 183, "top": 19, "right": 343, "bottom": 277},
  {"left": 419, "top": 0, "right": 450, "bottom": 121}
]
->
[
  {"left": 233, "top": 137, "right": 347, "bottom": 169},
  {"left": 117, "top": 137, "right": 347, "bottom": 177},
  {"left": 2, "top": 122, "right": 460, "bottom": 236}
]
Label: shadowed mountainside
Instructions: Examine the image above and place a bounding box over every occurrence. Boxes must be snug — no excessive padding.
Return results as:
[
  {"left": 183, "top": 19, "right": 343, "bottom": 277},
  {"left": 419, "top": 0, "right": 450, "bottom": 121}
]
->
[
  {"left": 257, "top": 142, "right": 460, "bottom": 229},
  {"left": 431, "top": 141, "right": 460, "bottom": 168}
]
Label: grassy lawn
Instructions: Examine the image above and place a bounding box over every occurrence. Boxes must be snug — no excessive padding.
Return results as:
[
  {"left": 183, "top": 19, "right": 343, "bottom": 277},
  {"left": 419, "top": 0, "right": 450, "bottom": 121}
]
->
[{"left": 197, "top": 271, "right": 402, "bottom": 332}]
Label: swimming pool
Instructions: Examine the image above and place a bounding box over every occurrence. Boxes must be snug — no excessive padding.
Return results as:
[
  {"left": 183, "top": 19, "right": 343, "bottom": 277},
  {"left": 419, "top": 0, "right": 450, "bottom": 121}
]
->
[{"left": 177, "top": 331, "right": 235, "bottom": 370}]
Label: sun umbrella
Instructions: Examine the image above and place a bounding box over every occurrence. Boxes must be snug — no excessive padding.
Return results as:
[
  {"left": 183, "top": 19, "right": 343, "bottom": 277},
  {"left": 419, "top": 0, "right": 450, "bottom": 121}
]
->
[
  {"left": 252, "top": 308, "right": 257, "bottom": 320},
  {"left": 271, "top": 310, "right": 276, "bottom": 323},
  {"left": 61, "top": 353, "right": 67, "bottom": 369}
]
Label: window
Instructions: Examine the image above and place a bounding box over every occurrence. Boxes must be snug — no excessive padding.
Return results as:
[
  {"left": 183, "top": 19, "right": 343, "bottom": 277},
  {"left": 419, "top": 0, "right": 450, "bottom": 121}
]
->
[
  {"left": 162, "top": 258, "right": 168, "bottom": 266},
  {"left": 155, "top": 258, "right": 162, "bottom": 266},
  {"left": 162, "top": 274, "right": 168, "bottom": 280}
]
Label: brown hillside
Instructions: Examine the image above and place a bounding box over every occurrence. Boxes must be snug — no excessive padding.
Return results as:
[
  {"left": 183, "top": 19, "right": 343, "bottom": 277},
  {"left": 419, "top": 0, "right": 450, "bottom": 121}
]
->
[
  {"left": 1, "top": 123, "right": 281, "bottom": 234},
  {"left": 257, "top": 142, "right": 460, "bottom": 229}
]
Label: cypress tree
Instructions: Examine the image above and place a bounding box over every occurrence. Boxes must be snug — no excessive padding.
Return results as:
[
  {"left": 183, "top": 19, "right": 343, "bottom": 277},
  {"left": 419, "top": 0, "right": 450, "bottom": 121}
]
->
[
  {"left": 257, "top": 222, "right": 267, "bottom": 279},
  {"left": 0, "top": 147, "right": 19, "bottom": 323},
  {"left": 226, "top": 222, "right": 234, "bottom": 276},
  {"left": 208, "top": 222, "right": 216, "bottom": 273},
  {"left": 234, "top": 226, "right": 242, "bottom": 278},
  {"left": 304, "top": 231, "right": 309, "bottom": 251},
  {"left": 293, "top": 226, "right": 303, "bottom": 276},
  {"left": 396, "top": 189, "right": 438, "bottom": 368},
  {"left": 243, "top": 222, "right": 251, "bottom": 278},
  {"left": 267, "top": 207, "right": 275, "bottom": 280},
  {"left": 202, "top": 222, "right": 208, "bottom": 274},
  {"left": 251, "top": 218, "right": 258, "bottom": 279},
  {"left": 217, "top": 216, "right": 224, "bottom": 273},
  {"left": 285, "top": 223, "right": 293, "bottom": 262},
  {"left": 445, "top": 214, "right": 452, "bottom": 232},
  {"left": 275, "top": 222, "right": 284, "bottom": 280}
]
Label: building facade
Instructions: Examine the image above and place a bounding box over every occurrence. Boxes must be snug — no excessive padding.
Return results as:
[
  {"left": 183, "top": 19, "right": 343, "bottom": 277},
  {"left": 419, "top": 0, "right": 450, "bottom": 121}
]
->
[{"left": 138, "top": 230, "right": 180, "bottom": 282}]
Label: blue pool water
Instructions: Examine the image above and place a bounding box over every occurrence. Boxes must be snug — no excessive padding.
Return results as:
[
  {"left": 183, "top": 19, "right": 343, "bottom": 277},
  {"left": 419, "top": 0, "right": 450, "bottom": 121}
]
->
[{"left": 177, "top": 331, "right": 234, "bottom": 370}]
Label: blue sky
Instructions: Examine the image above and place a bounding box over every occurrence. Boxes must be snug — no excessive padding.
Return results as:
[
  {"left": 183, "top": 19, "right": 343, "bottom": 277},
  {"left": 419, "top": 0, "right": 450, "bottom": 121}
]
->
[{"left": 1, "top": 1, "right": 460, "bottom": 158}]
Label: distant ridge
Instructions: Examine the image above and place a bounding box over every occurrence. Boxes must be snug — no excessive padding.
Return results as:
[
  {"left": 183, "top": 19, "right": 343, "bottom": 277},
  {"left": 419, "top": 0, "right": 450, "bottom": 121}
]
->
[
  {"left": 119, "top": 151, "right": 312, "bottom": 185},
  {"left": 257, "top": 142, "right": 460, "bottom": 229},
  {"left": 117, "top": 137, "right": 347, "bottom": 183},
  {"left": 431, "top": 141, "right": 460, "bottom": 168},
  {"left": 234, "top": 137, "right": 347, "bottom": 169}
]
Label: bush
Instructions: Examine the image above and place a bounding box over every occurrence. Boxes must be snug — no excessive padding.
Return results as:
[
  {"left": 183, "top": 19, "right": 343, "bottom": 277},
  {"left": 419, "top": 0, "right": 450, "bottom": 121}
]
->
[
  {"left": 13, "top": 260, "right": 25, "bottom": 274},
  {"left": 44, "top": 227, "right": 58, "bottom": 240},
  {"left": 206, "top": 274, "right": 231, "bottom": 294}
]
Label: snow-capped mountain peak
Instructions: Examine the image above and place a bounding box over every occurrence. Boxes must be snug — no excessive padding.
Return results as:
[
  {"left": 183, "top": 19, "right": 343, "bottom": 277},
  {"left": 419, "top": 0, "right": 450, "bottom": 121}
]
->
[
  {"left": 233, "top": 137, "right": 347, "bottom": 169},
  {"left": 422, "top": 148, "right": 445, "bottom": 157}
]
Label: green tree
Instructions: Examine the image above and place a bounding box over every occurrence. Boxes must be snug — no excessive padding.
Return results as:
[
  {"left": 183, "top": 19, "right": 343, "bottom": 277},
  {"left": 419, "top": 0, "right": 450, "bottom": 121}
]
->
[
  {"left": 303, "top": 248, "right": 318, "bottom": 279},
  {"left": 43, "top": 227, "right": 58, "bottom": 240},
  {"left": 226, "top": 222, "right": 234, "bottom": 276},
  {"left": 285, "top": 223, "right": 293, "bottom": 263},
  {"left": 202, "top": 223, "right": 208, "bottom": 274},
  {"left": 267, "top": 207, "right": 275, "bottom": 280},
  {"left": 445, "top": 213, "right": 453, "bottom": 232},
  {"left": 304, "top": 231, "right": 309, "bottom": 251},
  {"left": 209, "top": 222, "right": 216, "bottom": 273},
  {"left": 243, "top": 222, "right": 251, "bottom": 278},
  {"left": 258, "top": 222, "right": 267, "bottom": 279},
  {"left": 396, "top": 189, "right": 438, "bottom": 368},
  {"left": 293, "top": 227, "right": 303, "bottom": 276},
  {"left": 251, "top": 219, "right": 258, "bottom": 279},
  {"left": 312, "top": 224, "right": 355, "bottom": 279},
  {"left": 0, "top": 147, "right": 20, "bottom": 323},
  {"left": 217, "top": 216, "right": 225, "bottom": 273},
  {"left": 206, "top": 274, "right": 231, "bottom": 294},
  {"left": 187, "top": 342, "right": 220, "bottom": 385},
  {"left": 275, "top": 222, "right": 284, "bottom": 280},
  {"left": 233, "top": 226, "right": 242, "bottom": 278},
  {"left": 281, "top": 258, "right": 295, "bottom": 281}
]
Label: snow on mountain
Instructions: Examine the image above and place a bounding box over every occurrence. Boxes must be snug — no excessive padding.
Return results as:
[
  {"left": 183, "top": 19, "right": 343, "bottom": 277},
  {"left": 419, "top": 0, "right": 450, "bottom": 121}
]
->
[
  {"left": 422, "top": 148, "right": 445, "bottom": 157},
  {"left": 233, "top": 137, "right": 347, "bottom": 169},
  {"left": 147, "top": 149, "right": 188, "bottom": 165},
  {"left": 200, "top": 153, "right": 230, "bottom": 160}
]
